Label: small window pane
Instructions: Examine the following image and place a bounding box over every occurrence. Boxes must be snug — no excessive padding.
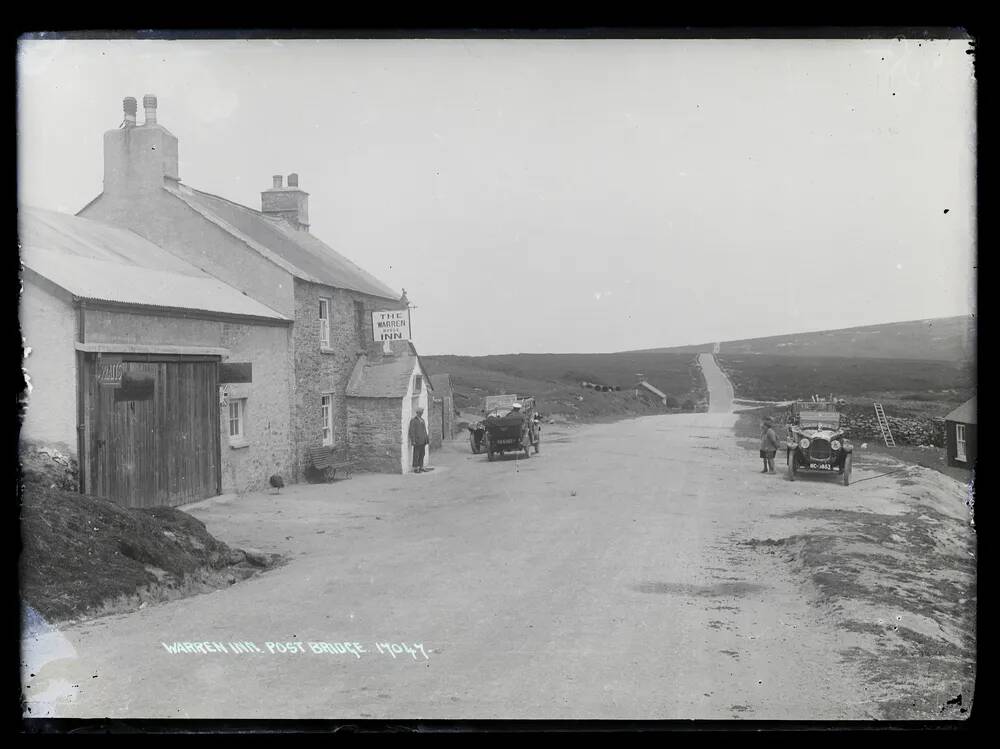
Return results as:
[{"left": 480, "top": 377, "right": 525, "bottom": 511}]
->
[
  {"left": 321, "top": 395, "right": 333, "bottom": 445},
  {"left": 228, "top": 399, "right": 245, "bottom": 442}
]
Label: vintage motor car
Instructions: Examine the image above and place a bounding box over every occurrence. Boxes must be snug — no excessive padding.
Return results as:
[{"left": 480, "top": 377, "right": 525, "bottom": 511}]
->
[
  {"left": 786, "top": 401, "right": 853, "bottom": 485},
  {"left": 469, "top": 394, "right": 518, "bottom": 454},
  {"left": 484, "top": 396, "right": 540, "bottom": 461},
  {"left": 468, "top": 394, "right": 540, "bottom": 460}
]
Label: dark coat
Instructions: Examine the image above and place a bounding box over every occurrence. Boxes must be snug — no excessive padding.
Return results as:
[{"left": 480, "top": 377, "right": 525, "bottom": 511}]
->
[
  {"left": 760, "top": 426, "right": 781, "bottom": 451},
  {"left": 409, "top": 415, "right": 429, "bottom": 446}
]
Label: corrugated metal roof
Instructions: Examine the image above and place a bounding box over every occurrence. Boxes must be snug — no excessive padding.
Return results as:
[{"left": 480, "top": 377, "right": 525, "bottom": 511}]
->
[
  {"left": 945, "top": 397, "right": 976, "bottom": 425},
  {"left": 167, "top": 185, "right": 401, "bottom": 301},
  {"left": 19, "top": 206, "right": 197, "bottom": 274},
  {"left": 20, "top": 209, "right": 289, "bottom": 322},
  {"left": 24, "top": 248, "right": 289, "bottom": 321}
]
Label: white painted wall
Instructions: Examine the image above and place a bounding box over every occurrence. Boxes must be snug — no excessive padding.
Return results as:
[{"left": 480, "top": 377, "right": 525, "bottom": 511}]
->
[
  {"left": 400, "top": 359, "right": 431, "bottom": 474},
  {"left": 20, "top": 282, "right": 78, "bottom": 453}
]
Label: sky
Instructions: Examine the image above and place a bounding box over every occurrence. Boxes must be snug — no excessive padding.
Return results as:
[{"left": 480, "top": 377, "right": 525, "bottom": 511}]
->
[{"left": 17, "top": 37, "right": 976, "bottom": 356}]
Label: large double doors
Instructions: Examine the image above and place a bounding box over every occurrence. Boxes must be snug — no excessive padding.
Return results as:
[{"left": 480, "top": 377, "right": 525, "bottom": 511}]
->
[{"left": 82, "top": 355, "right": 220, "bottom": 508}]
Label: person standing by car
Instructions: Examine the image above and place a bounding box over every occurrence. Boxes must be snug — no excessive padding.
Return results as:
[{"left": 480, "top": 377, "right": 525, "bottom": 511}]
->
[
  {"left": 409, "top": 406, "right": 429, "bottom": 473},
  {"left": 760, "top": 417, "right": 781, "bottom": 474}
]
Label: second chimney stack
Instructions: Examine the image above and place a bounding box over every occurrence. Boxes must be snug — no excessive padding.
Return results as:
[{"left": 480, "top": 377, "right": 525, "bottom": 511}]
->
[
  {"left": 143, "top": 94, "right": 157, "bottom": 125},
  {"left": 261, "top": 173, "right": 309, "bottom": 231}
]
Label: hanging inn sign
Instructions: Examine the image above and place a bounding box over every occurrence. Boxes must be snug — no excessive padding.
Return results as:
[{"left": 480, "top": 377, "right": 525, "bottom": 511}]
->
[{"left": 371, "top": 309, "right": 412, "bottom": 342}]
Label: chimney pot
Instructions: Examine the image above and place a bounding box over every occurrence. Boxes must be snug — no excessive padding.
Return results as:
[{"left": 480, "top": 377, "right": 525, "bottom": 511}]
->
[
  {"left": 287, "top": 173, "right": 299, "bottom": 188},
  {"left": 142, "top": 94, "right": 157, "bottom": 125},
  {"left": 123, "top": 97, "right": 137, "bottom": 127},
  {"left": 272, "top": 175, "right": 283, "bottom": 189}
]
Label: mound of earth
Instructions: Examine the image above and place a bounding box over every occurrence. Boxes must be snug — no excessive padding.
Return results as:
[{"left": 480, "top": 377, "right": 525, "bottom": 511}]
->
[{"left": 20, "top": 483, "right": 280, "bottom": 623}]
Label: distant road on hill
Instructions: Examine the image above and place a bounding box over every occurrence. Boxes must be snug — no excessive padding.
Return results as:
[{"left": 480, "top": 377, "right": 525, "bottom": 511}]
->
[
  {"left": 699, "top": 353, "right": 735, "bottom": 414},
  {"left": 625, "top": 316, "right": 975, "bottom": 363}
]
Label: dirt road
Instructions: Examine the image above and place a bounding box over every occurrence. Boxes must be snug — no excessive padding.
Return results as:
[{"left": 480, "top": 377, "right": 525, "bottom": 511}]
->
[
  {"left": 23, "top": 406, "right": 975, "bottom": 720},
  {"left": 700, "top": 353, "right": 734, "bottom": 413}
]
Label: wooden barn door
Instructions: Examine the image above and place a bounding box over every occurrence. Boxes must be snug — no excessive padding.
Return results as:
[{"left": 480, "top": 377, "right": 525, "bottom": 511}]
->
[{"left": 84, "top": 355, "right": 220, "bottom": 508}]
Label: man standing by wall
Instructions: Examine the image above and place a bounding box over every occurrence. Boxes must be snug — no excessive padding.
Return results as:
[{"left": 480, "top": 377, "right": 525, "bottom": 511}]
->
[{"left": 409, "top": 406, "right": 429, "bottom": 473}]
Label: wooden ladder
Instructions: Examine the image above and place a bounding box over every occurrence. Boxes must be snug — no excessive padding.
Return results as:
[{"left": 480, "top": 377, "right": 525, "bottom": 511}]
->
[{"left": 873, "top": 402, "right": 896, "bottom": 447}]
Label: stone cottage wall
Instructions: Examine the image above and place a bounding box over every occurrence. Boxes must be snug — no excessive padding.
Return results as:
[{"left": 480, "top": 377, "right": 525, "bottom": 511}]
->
[
  {"left": 347, "top": 397, "right": 403, "bottom": 473},
  {"left": 292, "top": 280, "right": 405, "bottom": 480}
]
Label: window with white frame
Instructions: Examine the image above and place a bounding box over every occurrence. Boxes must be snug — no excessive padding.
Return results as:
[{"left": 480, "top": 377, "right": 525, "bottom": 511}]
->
[
  {"left": 321, "top": 394, "right": 334, "bottom": 446},
  {"left": 319, "top": 298, "right": 331, "bottom": 348},
  {"left": 228, "top": 398, "right": 246, "bottom": 445},
  {"left": 956, "top": 424, "right": 967, "bottom": 461}
]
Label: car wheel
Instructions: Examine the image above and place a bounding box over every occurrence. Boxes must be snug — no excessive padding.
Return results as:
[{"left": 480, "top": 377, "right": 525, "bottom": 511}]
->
[
  {"left": 843, "top": 454, "right": 852, "bottom": 486},
  {"left": 470, "top": 432, "right": 480, "bottom": 454}
]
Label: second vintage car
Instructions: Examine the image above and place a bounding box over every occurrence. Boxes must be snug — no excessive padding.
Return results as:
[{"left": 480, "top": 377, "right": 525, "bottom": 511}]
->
[{"left": 786, "top": 401, "right": 853, "bottom": 486}]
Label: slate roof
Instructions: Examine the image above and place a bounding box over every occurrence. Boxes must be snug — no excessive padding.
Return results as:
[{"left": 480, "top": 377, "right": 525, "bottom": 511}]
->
[
  {"left": 346, "top": 342, "right": 435, "bottom": 398},
  {"left": 945, "top": 397, "right": 977, "bottom": 425},
  {"left": 165, "top": 184, "right": 400, "bottom": 301},
  {"left": 20, "top": 207, "right": 289, "bottom": 322}
]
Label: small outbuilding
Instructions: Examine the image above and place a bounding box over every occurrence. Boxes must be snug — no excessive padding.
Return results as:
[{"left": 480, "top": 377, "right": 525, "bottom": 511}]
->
[
  {"left": 636, "top": 380, "right": 667, "bottom": 406},
  {"left": 19, "top": 207, "right": 294, "bottom": 507},
  {"left": 345, "top": 341, "right": 435, "bottom": 474},
  {"left": 944, "top": 397, "right": 976, "bottom": 469}
]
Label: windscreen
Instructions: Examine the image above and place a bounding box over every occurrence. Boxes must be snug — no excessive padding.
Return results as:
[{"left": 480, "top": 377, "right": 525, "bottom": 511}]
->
[{"left": 798, "top": 410, "right": 840, "bottom": 428}]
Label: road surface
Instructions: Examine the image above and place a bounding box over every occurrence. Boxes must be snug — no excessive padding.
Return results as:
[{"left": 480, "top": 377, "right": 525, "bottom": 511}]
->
[
  {"left": 700, "top": 353, "right": 734, "bottom": 413},
  {"left": 23, "top": 409, "right": 975, "bottom": 720},
  {"left": 23, "top": 355, "right": 975, "bottom": 721}
]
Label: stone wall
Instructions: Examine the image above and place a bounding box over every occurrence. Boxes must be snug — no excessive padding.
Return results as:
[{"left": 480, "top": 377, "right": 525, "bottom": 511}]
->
[
  {"left": 840, "top": 404, "right": 947, "bottom": 447},
  {"left": 347, "top": 397, "right": 403, "bottom": 473},
  {"left": 442, "top": 390, "right": 456, "bottom": 439},
  {"left": 430, "top": 397, "right": 444, "bottom": 449},
  {"left": 292, "top": 280, "right": 404, "bottom": 479}
]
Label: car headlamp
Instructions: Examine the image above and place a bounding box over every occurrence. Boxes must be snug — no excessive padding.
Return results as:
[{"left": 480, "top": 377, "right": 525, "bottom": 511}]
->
[
  {"left": 831, "top": 440, "right": 842, "bottom": 451},
  {"left": 799, "top": 438, "right": 811, "bottom": 450}
]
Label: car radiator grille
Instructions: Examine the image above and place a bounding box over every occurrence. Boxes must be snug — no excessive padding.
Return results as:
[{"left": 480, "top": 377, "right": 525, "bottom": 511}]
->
[{"left": 809, "top": 439, "right": 832, "bottom": 460}]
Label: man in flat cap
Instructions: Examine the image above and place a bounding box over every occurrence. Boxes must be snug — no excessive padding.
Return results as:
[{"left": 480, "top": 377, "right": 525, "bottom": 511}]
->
[{"left": 409, "top": 406, "right": 429, "bottom": 473}]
